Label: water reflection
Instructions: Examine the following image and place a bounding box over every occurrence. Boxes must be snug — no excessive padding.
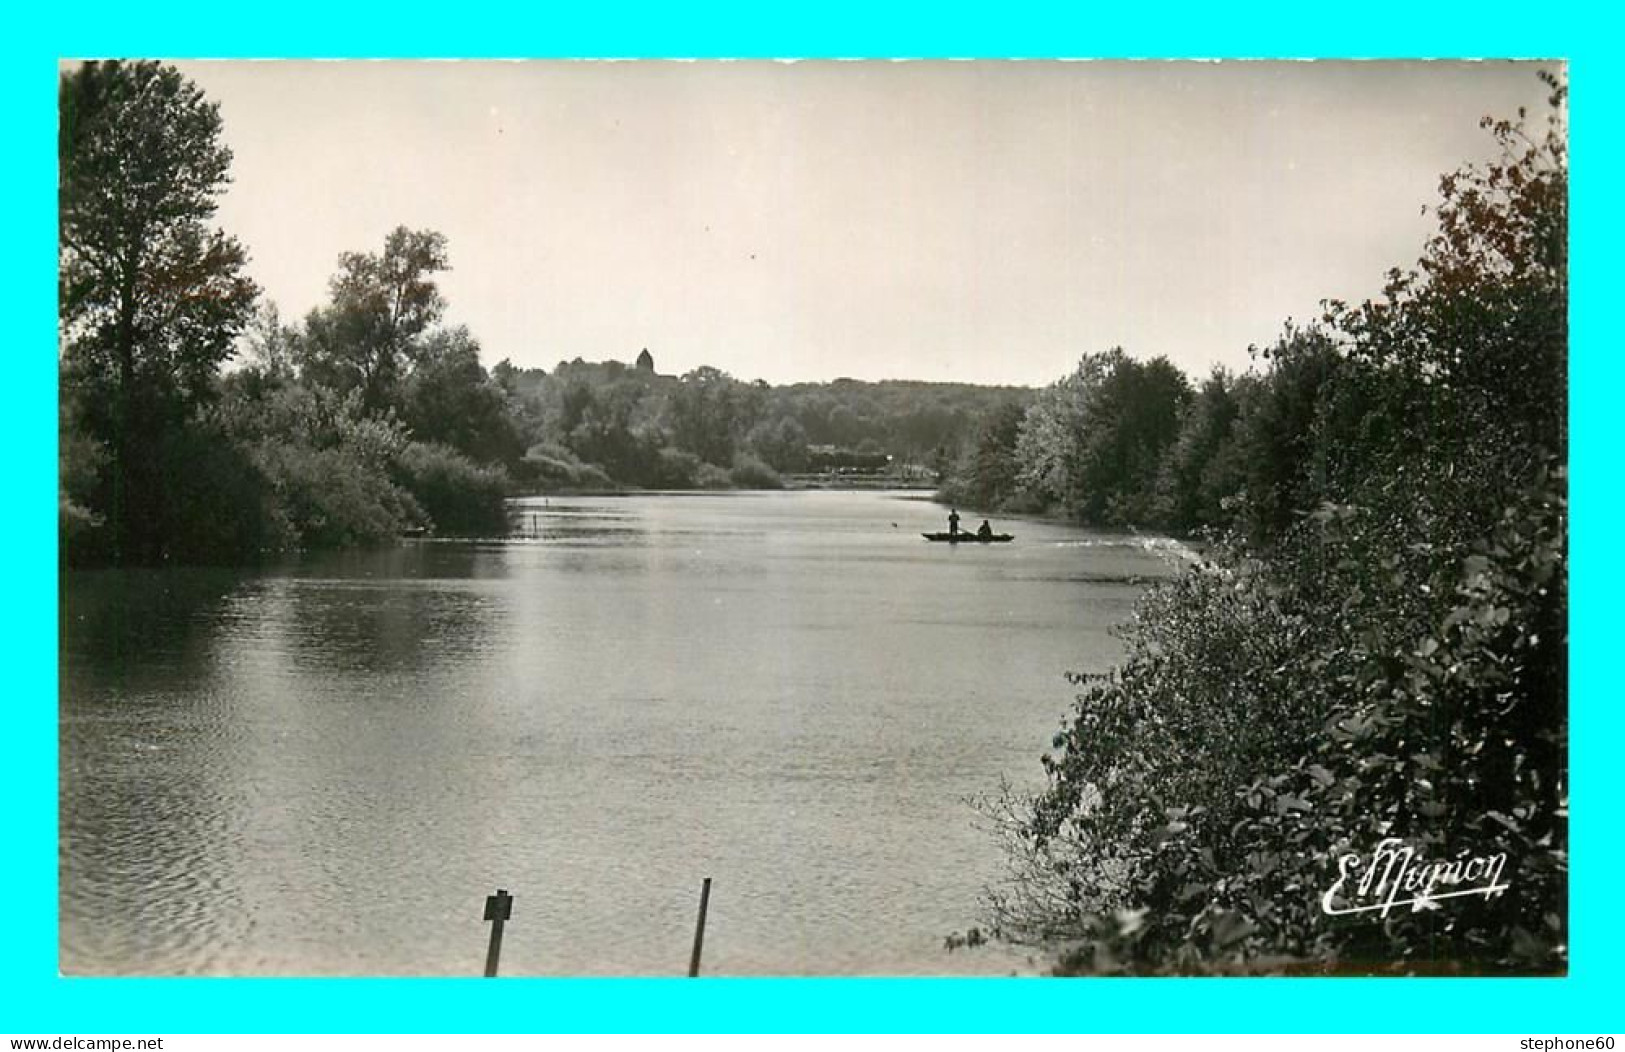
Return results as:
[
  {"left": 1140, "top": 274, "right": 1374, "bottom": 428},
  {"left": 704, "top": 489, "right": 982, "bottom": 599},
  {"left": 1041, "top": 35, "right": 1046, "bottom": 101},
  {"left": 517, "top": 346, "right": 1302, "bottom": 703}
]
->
[
  {"left": 60, "top": 491, "right": 1180, "bottom": 975},
  {"left": 61, "top": 568, "right": 261, "bottom": 973},
  {"left": 61, "top": 567, "right": 249, "bottom": 693}
]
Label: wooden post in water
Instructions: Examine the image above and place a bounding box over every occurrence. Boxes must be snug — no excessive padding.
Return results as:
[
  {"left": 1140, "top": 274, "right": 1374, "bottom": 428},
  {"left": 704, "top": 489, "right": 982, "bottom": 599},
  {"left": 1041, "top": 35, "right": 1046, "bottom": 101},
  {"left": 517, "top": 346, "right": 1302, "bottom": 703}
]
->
[
  {"left": 483, "top": 888, "right": 513, "bottom": 977},
  {"left": 687, "top": 877, "right": 712, "bottom": 977}
]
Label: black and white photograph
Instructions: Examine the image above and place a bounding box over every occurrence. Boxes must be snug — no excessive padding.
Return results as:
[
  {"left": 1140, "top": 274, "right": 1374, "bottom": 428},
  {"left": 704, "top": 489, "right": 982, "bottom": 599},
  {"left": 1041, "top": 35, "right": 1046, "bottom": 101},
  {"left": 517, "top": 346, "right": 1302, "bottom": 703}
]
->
[{"left": 57, "top": 59, "right": 1568, "bottom": 978}]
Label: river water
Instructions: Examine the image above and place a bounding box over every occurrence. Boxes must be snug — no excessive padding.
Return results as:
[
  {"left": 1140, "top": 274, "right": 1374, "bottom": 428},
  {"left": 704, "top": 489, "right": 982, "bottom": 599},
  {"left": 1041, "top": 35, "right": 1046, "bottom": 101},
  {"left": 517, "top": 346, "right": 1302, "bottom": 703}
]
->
[{"left": 59, "top": 490, "right": 1182, "bottom": 976}]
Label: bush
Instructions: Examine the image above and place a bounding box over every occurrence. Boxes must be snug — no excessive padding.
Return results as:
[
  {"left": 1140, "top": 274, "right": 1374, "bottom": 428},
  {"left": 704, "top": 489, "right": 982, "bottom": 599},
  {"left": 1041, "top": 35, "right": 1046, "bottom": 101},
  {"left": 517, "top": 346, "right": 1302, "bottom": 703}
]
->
[
  {"left": 696, "top": 461, "right": 733, "bottom": 489},
  {"left": 156, "top": 425, "right": 284, "bottom": 561},
  {"left": 59, "top": 423, "right": 107, "bottom": 565},
  {"left": 521, "top": 442, "right": 616, "bottom": 492},
  {"left": 394, "top": 441, "right": 512, "bottom": 536},
  {"left": 257, "top": 441, "right": 419, "bottom": 549},
  {"left": 976, "top": 461, "right": 1566, "bottom": 975},
  {"left": 729, "top": 453, "right": 784, "bottom": 489},
  {"left": 650, "top": 446, "right": 706, "bottom": 489},
  {"left": 970, "top": 82, "right": 1567, "bottom": 975}
]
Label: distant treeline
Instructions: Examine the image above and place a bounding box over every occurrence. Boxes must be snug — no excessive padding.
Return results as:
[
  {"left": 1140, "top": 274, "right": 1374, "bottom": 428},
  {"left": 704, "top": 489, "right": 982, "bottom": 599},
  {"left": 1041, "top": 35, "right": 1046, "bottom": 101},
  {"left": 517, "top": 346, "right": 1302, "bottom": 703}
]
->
[
  {"left": 966, "top": 75, "right": 1567, "bottom": 975},
  {"left": 495, "top": 360, "right": 1025, "bottom": 493},
  {"left": 57, "top": 60, "right": 1023, "bottom": 567}
]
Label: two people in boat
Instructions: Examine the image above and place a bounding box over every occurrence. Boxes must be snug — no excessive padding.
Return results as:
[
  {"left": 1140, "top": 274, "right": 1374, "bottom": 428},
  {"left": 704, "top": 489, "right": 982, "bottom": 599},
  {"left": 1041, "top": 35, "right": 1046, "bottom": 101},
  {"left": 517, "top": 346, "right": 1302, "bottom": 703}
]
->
[{"left": 947, "top": 509, "right": 995, "bottom": 540}]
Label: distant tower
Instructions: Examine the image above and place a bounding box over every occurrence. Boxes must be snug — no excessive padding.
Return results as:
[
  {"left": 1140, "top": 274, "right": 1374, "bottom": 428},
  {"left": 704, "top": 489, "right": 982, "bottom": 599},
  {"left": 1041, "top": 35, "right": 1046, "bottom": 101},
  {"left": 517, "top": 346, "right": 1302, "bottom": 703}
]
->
[{"left": 635, "top": 348, "right": 655, "bottom": 373}]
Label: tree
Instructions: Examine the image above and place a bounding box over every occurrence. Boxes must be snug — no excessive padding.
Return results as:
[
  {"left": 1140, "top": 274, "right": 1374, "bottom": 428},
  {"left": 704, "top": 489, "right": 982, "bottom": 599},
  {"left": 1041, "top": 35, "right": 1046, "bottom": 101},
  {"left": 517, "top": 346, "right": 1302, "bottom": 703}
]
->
[
  {"left": 1072, "top": 354, "right": 1190, "bottom": 524},
  {"left": 667, "top": 366, "right": 747, "bottom": 466},
  {"left": 1013, "top": 354, "right": 1108, "bottom": 507},
  {"left": 1152, "top": 366, "right": 1244, "bottom": 532},
  {"left": 746, "top": 415, "right": 810, "bottom": 473},
  {"left": 1230, "top": 327, "right": 1346, "bottom": 542},
  {"left": 216, "top": 376, "right": 422, "bottom": 549},
  {"left": 299, "top": 226, "right": 450, "bottom": 412},
  {"left": 60, "top": 60, "right": 260, "bottom": 563},
  {"left": 1011, "top": 350, "right": 1190, "bottom": 525},
  {"left": 228, "top": 301, "right": 302, "bottom": 402},
  {"left": 1315, "top": 71, "right": 1567, "bottom": 549},
  {"left": 973, "top": 82, "right": 1568, "bottom": 976},
  {"left": 953, "top": 400, "right": 1028, "bottom": 511},
  {"left": 399, "top": 326, "right": 525, "bottom": 466}
]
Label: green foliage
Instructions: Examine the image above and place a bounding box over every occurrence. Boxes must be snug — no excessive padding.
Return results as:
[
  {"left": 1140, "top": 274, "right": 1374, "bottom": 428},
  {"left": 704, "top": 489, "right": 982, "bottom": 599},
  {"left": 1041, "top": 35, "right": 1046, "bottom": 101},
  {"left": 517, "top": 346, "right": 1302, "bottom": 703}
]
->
[
  {"left": 647, "top": 447, "right": 728, "bottom": 490},
  {"left": 979, "top": 464, "right": 1565, "bottom": 975},
  {"left": 696, "top": 462, "right": 734, "bottom": 490},
  {"left": 393, "top": 442, "right": 512, "bottom": 536},
  {"left": 254, "top": 441, "right": 420, "bottom": 549},
  {"left": 499, "top": 361, "right": 1027, "bottom": 492},
  {"left": 59, "top": 61, "right": 259, "bottom": 403},
  {"left": 220, "top": 378, "right": 421, "bottom": 550},
  {"left": 399, "top": 327, "right": 525, "bottom": 467},
  {"left": 59, "top": 60, "right": 260, "bottom": 565},
  {"left": 552, "top": 371, "right": 665, "bottom": 484},
  {"left": 728, "top": 454, "right": 785, "bottom": 490},
  {"left": 58, "top": 400, "right": 106, "bottom": 552},
  {"left": 1229, "top": 328, "right": 1348, "bottom": 542},
  {"left": 57, "top": 65, "right": 1041, "bottom": 564},
  {"left": 1152, "top": 368, "right": 1247, "bottom": 532},
  {"left": 1011, "top": 356, "right": 1101, "bottom": 507},
  {"left": 667, "top": 366, "right": 757, "bottom": 467},
  {"left": 746, "top": 415, "right": 811, "bottom": 473},
  {"left": 650, "top": 446, "right": 704, "bottom": 489},
  {"left": 941, "top": 400, "right": 1029, "bottom": 512},
  {"left": 1069, "top": 354, "right": 1191, "bottom": 525},
  {"left": 299, "top": 227, "right": 451, "bottom": 413},
  {"left": 775, "top": 378, "right": 1024, "bottom": 461},
  {"left": 999, "top": 350, "right": 1191, "bottom": 526},
  {"left": 945, "top": 78, "right": 1566, "bottom": 547},
  {"left": 975, "top": 84, "right": 1567, "bottom": 976},
  {"left": 522, "top": 442, "right": 618, "bottom": 492}
]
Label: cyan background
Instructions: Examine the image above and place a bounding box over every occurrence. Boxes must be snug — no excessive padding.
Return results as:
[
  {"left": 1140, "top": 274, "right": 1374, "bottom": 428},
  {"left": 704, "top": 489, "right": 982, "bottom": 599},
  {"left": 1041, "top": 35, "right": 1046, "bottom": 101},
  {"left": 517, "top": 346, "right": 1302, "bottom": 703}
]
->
[{"left": 6, "top": 2, "right": 1615, "bottom": 1032}]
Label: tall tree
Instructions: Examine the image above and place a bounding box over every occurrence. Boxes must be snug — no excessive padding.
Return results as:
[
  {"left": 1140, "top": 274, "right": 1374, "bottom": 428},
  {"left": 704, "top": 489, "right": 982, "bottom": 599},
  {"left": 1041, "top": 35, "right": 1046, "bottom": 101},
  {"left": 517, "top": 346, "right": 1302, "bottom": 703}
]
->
[
  {"left": 400, "top": 326, "right": 525, "bottom": 466},
  {"left": 60, "top": 60, "right": 260, "bottom": 563},
  {"left": 300, "top": 227, "right": 450, "bottom": 412},
  {"left": 1072, "top": 354, "right": 1190, "bottom": 524},
  {"left": 1013, "top": 353, "right": 1110, "bottom": 507},
  {"left": 667, "top": 366, "right": 746, "bottom": 466},
  {"left": 1012, "top": 349, "right": 1191, "bottom": 525},
  {"left": 1153, "top": 366, "right": 1244, "bottom": 532},
  {"left": 958, "top": 400, "right": 1028, "bottom": 511}
]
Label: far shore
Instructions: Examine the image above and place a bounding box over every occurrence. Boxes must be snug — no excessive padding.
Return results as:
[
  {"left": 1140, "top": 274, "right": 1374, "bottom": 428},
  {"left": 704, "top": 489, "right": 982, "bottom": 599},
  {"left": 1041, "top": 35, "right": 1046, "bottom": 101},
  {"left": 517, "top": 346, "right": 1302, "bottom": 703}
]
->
[{"left": 509, "top": 478, "right": 939, "bottom": 499}]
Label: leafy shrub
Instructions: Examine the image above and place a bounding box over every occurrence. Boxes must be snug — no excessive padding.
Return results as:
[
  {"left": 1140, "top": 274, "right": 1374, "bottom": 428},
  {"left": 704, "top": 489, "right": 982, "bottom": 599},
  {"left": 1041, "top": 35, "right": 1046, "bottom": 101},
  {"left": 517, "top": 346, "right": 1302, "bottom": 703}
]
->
[
  {"left": 650, "top": 446, "right": 702, "bottom": 488},
  {"left": 394, "top": 440, "right": 512, "bottom": 536},
  {"left": 521, "top": 442, "right": 617, "bottom": 492},
  {"left": 256, "top": 441, "right": 419, "bottom": 549},
  {"left": 696, "top": 461, "right": 733, "bottom": 490},
  {"left": 155, "top": 425, "right": 285, "bottom": 562},
  {"left": 729, "top": 453, "right": 784, "bottom": 489},
  {"left": 59, "top": 422, "right": 107, "bottom": 564},
  {"left": 974, "top": 83, "right": 1567, "bottom": 975},
  {"left": 977, "top": 462, "right": 1565, "bottom": 975},
  {"left": 647, "top": 446, "right": 738, "bottom": 490}
]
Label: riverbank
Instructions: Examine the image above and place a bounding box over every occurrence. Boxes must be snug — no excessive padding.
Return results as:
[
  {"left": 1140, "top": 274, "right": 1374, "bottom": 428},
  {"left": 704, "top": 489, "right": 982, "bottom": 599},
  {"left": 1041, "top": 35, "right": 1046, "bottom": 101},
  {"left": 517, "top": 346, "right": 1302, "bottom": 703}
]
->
[{"left": 513, "top": 477, "right": 937, "bottom": 498}]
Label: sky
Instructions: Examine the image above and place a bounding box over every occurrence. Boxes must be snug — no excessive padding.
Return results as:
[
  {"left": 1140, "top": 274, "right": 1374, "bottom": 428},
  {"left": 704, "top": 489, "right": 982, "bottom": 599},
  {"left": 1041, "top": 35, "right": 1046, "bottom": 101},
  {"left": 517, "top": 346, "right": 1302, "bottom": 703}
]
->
[{"left": 171, "top": 60, "right": 1560, "bottom": 388}]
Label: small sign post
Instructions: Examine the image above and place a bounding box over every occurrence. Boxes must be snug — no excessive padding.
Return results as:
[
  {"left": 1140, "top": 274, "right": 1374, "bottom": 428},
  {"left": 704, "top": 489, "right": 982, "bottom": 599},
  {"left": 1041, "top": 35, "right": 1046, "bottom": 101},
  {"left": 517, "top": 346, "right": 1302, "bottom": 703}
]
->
[
  {"left": 687, "top": 877, "right": 712, "bottom": 977},
  {"left": 483, "top": 888, "right": 513, "bottom": 977}
]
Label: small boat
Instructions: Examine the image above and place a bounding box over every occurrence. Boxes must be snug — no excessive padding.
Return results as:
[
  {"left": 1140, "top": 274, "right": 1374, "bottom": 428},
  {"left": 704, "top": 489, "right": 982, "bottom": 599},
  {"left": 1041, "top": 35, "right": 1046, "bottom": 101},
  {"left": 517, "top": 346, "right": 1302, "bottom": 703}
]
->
[{"left": 922, "top": 532, "right": 1014, "bottom": 543}]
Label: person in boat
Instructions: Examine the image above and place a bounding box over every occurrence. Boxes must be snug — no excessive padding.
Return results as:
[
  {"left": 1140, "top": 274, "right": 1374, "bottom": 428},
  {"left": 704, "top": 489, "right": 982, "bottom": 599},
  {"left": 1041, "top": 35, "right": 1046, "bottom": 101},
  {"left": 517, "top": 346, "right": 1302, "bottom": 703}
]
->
[
  {"left": 977, "top": 519, "right": 994, "bottom": 540},
  {"left": 948, "top": 508, "right": 961, "bottom": 537}
]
